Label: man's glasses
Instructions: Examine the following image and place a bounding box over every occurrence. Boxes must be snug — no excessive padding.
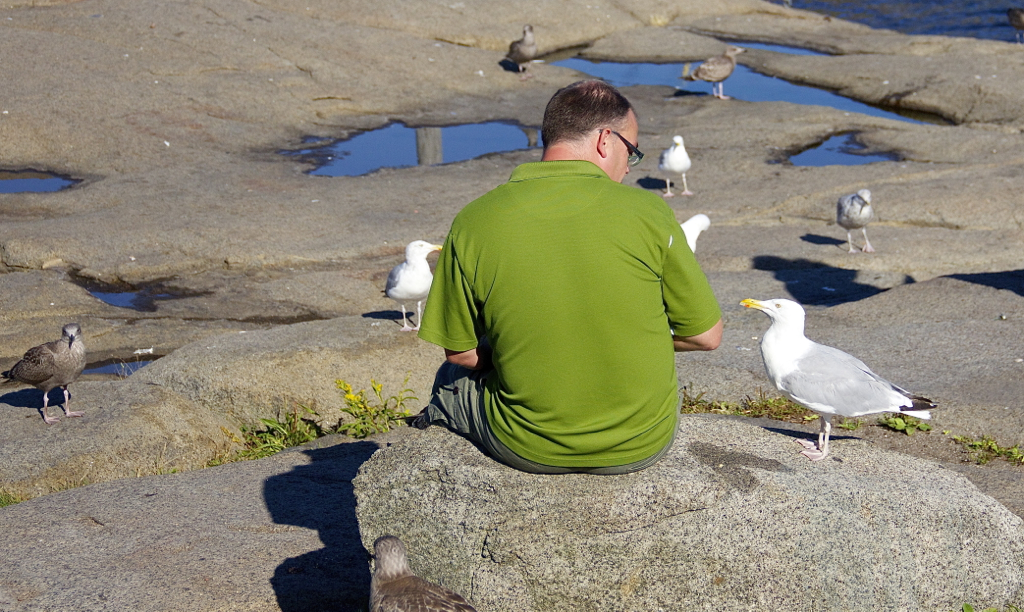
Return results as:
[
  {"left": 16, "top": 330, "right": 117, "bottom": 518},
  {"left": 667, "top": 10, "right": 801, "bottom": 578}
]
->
[{"left": 611, "top": 130, "right": 644, "bottom": 167}]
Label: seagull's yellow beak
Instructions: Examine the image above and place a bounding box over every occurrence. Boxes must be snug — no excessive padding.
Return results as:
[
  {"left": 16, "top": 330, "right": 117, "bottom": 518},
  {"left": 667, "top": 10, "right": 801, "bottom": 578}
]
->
[
  {"left": 432, "top": 244, "right": 443, "bottom": 252},
  {"left": 740, "top": 298, "right": 764, "bottom": 310}
]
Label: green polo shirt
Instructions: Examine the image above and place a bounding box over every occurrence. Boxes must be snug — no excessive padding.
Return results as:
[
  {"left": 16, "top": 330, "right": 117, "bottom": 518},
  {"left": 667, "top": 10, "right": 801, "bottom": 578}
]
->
[{"left": 419, "top": 160, "right": 721, "bottom": 467}]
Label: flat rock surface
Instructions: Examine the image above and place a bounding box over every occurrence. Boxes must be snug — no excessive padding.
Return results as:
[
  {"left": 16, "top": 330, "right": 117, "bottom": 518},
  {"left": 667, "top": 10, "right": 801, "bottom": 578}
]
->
[{"left": 1, "top": 1, "right": 1024, "bottom": 609}]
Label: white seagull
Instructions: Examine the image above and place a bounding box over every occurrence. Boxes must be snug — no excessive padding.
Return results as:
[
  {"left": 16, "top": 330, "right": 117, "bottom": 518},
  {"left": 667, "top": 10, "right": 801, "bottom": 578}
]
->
[
  {"left": 836, "top": 189, "right": 875, "bottom": 253},
  {"left": 384, "top": 240, "right": 442, "bottom": 331},
  {"left": 741, "top": 298, "right": 935, "bottom": 461},
  {"left": 658, "top": 135, "right": 692, "bottom": 197},
  {"left": 680, "top": 213, "right": 710, "bottom": 253}
]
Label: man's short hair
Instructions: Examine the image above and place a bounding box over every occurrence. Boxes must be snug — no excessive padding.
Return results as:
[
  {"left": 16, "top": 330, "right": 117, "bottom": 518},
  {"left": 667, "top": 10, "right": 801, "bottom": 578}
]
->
[{"left": 541, "top": 80, "right": 635, "bottom": 147}]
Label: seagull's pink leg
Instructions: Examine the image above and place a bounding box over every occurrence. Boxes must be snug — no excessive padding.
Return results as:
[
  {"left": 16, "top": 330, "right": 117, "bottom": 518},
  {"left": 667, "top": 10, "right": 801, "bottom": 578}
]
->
[
  {"left": 663, "top": 178, "right": 674, "bottom": 198},
  {"left": 861, "top": 228, "right": 875, "bottom": 253},
  {"left": 846, "top": 231, "right": 859, "bottom": 253},
  {"left": 399, "top": 304, "right": 415, "bottom": 332},
  {"left": 798, "top": 416, "right": 831, "bottom": 460},
  {"left": 680, "top": 174, "right": 694, "bottom": 196},
  {"left": 41, "top": 392, "right": 59, "bottom": 424},
  {"left": 62, "top": 386, "right": 83, "bottom": 418}
]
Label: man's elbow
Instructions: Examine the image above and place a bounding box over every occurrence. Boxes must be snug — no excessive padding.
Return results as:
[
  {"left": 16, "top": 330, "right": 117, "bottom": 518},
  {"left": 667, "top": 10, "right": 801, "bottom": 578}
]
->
[{"left": 445, "top": 348, "right": 481, "bottom": 369}]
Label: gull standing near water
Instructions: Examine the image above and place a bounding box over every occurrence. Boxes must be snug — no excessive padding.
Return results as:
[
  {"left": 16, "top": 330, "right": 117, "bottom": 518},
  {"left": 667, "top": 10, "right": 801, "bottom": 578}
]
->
[
  {"left": 836, "top": 189, "right": 875, "bottom": 253},
  {"left": 505, "top": 25, "right": 537, "bottom": 79},
  {"left": 683, "top": 46, "right": 745, "bottom": 100},
  {"left": 658, "top": 135, "right": 692, "bottom": 197},
  {"left": 384, "top": 240, "right": 443, "bottom": 331},
  {"left": 2, "top": 323, "right": 87, "bottom": 424},
  {"left": 741, "top": 298, "right": 935, "bottom": 461},
  {"left": 370, "top": 535, "right": 478, "bottom": 612},
  {"left": 1009, "top": 9, "right": 1024, "bottom": 43}
]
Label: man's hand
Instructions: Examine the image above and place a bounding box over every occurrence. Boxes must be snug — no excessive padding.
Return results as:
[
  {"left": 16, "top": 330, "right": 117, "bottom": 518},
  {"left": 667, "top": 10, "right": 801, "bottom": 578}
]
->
[{"left": 673, "top": 318, "right": 722, "bottom": 352}]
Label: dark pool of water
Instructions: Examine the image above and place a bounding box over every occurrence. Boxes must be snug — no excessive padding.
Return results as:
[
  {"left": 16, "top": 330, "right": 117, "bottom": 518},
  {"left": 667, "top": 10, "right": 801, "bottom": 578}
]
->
[
  {"left": 553, "top": 54, "right": 926, "bottom": 125},
  {"left": 0, "top": 170, "right": 79, "bottom": 194},
  {"left": 792, "top": 0, "right": 1019, "bottom": 42},
  {"left": 788, "top": 133, "right": 899, "bottom": 166},
  {"left": 285, "top": 121, "right": 541, "bottom": 177}
]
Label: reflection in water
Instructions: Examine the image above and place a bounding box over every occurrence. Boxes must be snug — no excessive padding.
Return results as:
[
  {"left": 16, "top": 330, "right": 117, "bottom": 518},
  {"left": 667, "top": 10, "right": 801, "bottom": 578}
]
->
[
  {"left": 0, "top": 170, "right": 79, "bottom": 194},
  {"left": 286, "top": 121, "right": 542, "bottom": 177},
  {"left": 554, "top": 57, "right": 925, "bottom": 125},
  {"left": 788, "top": 133, "right": 899, "bottom": 167},
  {"left": 82, "top": 359, "right": 155, "bottom": 377}
]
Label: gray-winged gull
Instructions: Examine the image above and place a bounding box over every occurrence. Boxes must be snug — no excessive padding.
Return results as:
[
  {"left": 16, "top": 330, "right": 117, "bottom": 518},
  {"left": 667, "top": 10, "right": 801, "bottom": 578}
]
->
[
  {"left": 2, "top": 323, "right": 87, "bottom": 424},
  {"left": 836, "top": 189, "right": 875, "bottom": 253},
  {"left": 384, "top": 240, "right": 442, "bottom": 331},
  {"left": 370, "top": 535, "right": 478, "bottom": 612},
  {"left": 684, "top": 46, "right": 745, "bottom": 100},
  {"left": 680, "top": 213, "right": 710, "bottom": 253},
  {"left": 741, "top": 298, "right": 935, "bottom": 461},
  {"left": 658, "top": 135, "right": 692, "bottom": 197},
  {"left": 506, "top": 25, "right": 537, "bottom": 79}
]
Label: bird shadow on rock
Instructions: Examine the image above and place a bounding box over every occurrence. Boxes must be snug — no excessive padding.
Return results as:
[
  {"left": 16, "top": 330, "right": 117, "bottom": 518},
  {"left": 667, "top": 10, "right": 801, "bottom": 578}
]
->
[
  {"left": 0, "top": 388, "right": 50, "bottom": 411},
  {"left": 670, "top": 88, "right": 706, "bottom": 98},
  {"left": 752, "top": 255, "right": 900, "bottom": 306},
  {"left": 949, "top": 269, "right": 1024, "bottom": 297},
  {"left": 635, "top": 176, "right": 669, "bottom": 191},
  {"left": 361, "top": 310, "right": 407, "bottom": 323},
  {"left": 799, "top": 233, "right": 846, "bottom": 247},
  {"left": 498, "top": 58, "right": 522, "bottom": 73},
  {"left": 264, "top": 440, "right": 382, "bottom": 612}
]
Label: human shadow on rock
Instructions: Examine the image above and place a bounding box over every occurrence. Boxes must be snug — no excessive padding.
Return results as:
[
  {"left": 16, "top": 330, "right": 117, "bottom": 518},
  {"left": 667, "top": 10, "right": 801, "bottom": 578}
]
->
[
  {"left": 752, "top": 255, "right": 890, "bottom": 306},
  {"left": 265, "top": 440, "right": 381, "bottom": 612},
  {"left": 949, "top": 269, "right": 1024, "bottom": 297}
]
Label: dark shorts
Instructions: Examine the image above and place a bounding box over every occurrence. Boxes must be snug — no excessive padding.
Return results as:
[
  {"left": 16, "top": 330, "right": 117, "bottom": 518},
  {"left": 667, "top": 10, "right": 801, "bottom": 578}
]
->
[{"left": 422, "top": 362, "right": 676, "bottom": 475}]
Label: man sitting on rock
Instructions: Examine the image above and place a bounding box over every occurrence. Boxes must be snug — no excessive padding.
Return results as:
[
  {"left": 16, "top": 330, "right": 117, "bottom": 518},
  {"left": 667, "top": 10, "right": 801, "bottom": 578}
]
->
[{"left": 415, "top": 79, "right": 722, "bottom": 474}]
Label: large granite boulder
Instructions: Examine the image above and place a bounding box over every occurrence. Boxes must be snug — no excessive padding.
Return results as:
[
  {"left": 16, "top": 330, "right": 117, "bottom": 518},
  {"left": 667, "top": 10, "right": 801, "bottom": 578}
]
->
[{"left": 354, "top": 416, "right": 1024, "bottom": 611}]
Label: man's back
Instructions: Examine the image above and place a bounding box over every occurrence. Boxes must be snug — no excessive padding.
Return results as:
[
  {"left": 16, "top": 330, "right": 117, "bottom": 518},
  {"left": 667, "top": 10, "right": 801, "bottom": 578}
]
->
[{"left": 420, "top": 160, "right": 720, "bottom": 468}]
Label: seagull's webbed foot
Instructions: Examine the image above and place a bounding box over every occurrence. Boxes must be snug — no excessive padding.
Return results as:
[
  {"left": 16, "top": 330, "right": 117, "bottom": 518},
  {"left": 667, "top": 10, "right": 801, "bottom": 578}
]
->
[
  {"left": 861, "top": 230, "right": 875, "bottom": 253},
  {"left": 43, "top": 414, "right": 60, "bottom": 425},
  {"left": 64, "top": 409, "right": 84, "bottom": 418},
  {"left": 680, "top": 189, "right": 694, "bottom": 196},
  {"left": 796, "top": 438, "right": 827, "bottom": 460}
]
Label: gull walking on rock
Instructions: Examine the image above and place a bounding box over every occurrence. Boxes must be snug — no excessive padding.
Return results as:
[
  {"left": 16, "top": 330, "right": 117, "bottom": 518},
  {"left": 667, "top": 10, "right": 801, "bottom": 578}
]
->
[
  {"left": 658, "top": 135, "right": 692, "bottom": 197},
  {"left": 506, "top": 25, "right": 537, "bottom": 79},
  {"left": 384, "top": 240, "right": 442, "bottom": 331},
  {"left": 370, "top": 535, "right": 477, "bottom": 612},
  {"left": 2, "top": 323, "right": 87, "bottom": 424},
  {"left": 741, "top": 298, "right": 935, "bottom": 461},
  {"left": 684, "top": 46, "right": 745, "bottom": 100},
  {"left": 837, "top": 189, "right": 875, "bottom": 253},
  {"left": 680, "top": 213, "right": 710, "bottom": 253}
]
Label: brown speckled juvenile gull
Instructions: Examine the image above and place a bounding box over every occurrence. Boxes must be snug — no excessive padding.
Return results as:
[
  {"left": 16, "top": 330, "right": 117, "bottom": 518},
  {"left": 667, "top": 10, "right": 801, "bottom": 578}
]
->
[
  {"left": 370, "top": 535, "right": 477, "bottom": 612},
  {"left": 836, "top": 189, "right": 875, "bottom": 253},
  {"left": 505, "top": 24, "right": 537, "bottom": 79},
  {"left": 1009, "top": 9, "right": 1024, "bottom": 43},
  {"left": 741, "top": 299, "right": 935, "bottom": 461},
  {"left": 684, "top": 46, "right": 745, "bottom": 100},
  {"left": 2, "top": 323, "right": 86, "bottom": 424}
]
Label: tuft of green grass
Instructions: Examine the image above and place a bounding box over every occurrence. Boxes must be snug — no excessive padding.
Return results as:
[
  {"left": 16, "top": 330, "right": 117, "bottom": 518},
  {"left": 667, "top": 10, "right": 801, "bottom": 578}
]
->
[
  {"left": 952, "top": 435, "right": 1024, "bottom": 466},
  {"left": 335, "top": 376, "right": 416, "bottom": 439},
  {"left": 237, "top": 403, "right": 325, "bottom": 460},
  {"left": 680, "top": 386, "right": 812, "bottom": 423},
  {"left": 878, "top": 414, "right": 932, "bottom": 436},
  {"left": 0, "top": 490, "right": 26, "bottom": 508},
  {"left": 955, "top": 604, "right": 1023, "bottom": 612},
  {"left": 836, "top": 418, "right": 862, "bottom": 431}
]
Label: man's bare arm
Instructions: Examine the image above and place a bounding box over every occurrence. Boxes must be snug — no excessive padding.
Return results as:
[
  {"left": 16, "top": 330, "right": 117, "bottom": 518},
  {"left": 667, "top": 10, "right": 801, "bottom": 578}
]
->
[
  {"left": 445, "top": 346, "right": 492, "bottom": 370},
  {"left": 672, "top": 318, "right": 723, "bottom": 352}
]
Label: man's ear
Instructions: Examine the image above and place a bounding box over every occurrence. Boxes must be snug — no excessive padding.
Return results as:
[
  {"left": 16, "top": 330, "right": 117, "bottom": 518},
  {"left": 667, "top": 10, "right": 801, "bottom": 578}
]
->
[{"left": 594, "top": 128, "right": 612, "bottom": 160}]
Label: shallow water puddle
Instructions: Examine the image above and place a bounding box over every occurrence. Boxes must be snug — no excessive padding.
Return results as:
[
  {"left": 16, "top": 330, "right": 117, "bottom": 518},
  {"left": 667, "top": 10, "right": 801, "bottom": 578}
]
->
[
  {"left": 788, "top": 133, "right": 898, "bottom": 166},
  {"left": 553, "top": 51, "right": 926, "bottom": 125},
  {"left": 88, "top": 289, "right": 180, "bottom": 311},
  {"left": 286, "top": 121, "right": 541, "bottom": 177},
  {"left": 82, "top": 359, "right": 156, "bottom": 377},
  {"left": 0, "top": 170, "right": 79, "bottom": 193}
]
